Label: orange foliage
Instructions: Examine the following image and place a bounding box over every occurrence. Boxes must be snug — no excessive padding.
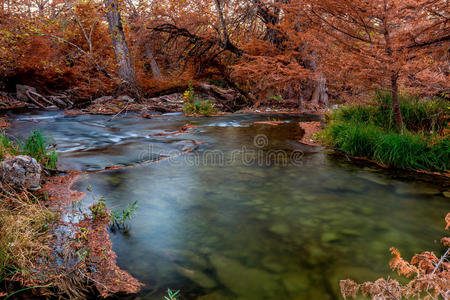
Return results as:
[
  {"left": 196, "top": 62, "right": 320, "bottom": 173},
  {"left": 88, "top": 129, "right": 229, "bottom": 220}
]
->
[
  {"left": 0, "top": 0, "right": 448, "bottom": 108},
  {"left": 341, "top": 213, "right": 450, "bottom": 300}
]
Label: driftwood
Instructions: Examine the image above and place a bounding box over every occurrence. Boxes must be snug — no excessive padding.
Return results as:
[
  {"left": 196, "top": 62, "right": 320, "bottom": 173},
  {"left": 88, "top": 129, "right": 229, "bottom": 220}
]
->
[
  {"left": 23, "top": 87, "right": 73, "bottom": 109},
  {"left": 145, "top": 83, "right": 246, "bottom": 112}
]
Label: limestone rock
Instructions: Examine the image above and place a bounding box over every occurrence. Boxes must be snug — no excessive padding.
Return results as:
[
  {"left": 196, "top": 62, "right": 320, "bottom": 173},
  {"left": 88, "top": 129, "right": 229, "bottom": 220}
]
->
[{"left": 0, "top": 155, "right": 42, "bottom": 190}]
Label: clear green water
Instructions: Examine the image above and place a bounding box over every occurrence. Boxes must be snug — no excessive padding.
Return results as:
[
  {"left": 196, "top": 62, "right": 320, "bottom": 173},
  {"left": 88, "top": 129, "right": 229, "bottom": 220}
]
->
[{"left": 7, "top": 111, "right": 449, "bottom": 300}]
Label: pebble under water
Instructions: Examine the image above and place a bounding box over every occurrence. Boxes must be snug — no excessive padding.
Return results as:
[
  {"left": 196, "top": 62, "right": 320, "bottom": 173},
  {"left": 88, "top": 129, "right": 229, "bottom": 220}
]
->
[{"left": 6, "top": 110, "right": 449, "bottom": 300}]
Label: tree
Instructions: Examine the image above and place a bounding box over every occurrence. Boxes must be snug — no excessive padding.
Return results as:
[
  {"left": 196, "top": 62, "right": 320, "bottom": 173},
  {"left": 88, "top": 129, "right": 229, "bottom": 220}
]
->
[
  {"left": 297, "top": 0, "right": 449, "bottom": 132},
  {"left": 103, "top": 0, "right": 136, "bottom": 87}
]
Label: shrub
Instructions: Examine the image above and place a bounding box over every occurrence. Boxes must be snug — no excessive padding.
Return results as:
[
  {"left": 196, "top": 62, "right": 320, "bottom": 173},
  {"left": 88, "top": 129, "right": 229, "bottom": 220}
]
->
[{"left": 182, "top": 83, "right": 218, "bottom": 116}]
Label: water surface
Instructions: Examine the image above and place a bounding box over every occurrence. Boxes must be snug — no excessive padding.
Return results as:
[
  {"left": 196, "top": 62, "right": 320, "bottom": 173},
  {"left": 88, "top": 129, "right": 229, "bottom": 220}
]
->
[{"left": 6, "top": 111, "right": 449, "bottom": 300}]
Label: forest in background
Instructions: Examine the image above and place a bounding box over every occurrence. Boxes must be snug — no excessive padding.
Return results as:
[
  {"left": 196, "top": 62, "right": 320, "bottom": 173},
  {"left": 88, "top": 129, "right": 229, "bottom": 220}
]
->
[{"left": 0, "top": 0, "right": 448, "bottom": 114}]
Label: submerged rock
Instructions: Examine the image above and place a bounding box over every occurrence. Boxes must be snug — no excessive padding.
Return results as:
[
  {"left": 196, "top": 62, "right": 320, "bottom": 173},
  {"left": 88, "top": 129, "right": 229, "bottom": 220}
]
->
[
  {"left": 268, "top": 222, "right": 291, "bottom": 236},
  {"left": 174, "top": 265, "right": 217, "bottom": 289},
  {"left": 281, "top": 272, "right": 309, "bottom": 294},
  {"left": 0, "top": 155, "right": 42, "bottom": 190},
  {"left": 261, "top": 256, "right": 285, "bottom": 273},
  {"left": 321, "top": 232, "right": 340, "bottom": 244},
  {"left": 209, "top": 254, "right": 283, "bottom": 299}
]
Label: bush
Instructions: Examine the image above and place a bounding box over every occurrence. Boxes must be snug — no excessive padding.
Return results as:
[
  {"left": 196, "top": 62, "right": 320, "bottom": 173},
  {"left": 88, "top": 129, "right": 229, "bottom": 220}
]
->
[{"left": 182, "top": 83, "right": 218, "bottom": 116}]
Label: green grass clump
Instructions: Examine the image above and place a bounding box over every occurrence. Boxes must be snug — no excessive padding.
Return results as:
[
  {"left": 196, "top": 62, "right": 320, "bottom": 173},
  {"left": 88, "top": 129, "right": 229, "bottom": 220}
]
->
[
  {"left": 322, "top": 121, "right": 449, "bottom": 172},
  {"left": 321, "top": 92, "right": 449, "bottom": 172},
  {"left": 21, "top": 131, "right": 58, "bottom": 169},
  {"left": 329, "top": 92, "right": 448, "bottom": 134},
  {"left": 0, "top": 133, "right": 18, "bottom": 160},
  {"left": 0, "top": 130, "right": 58, "bottom": 169}
]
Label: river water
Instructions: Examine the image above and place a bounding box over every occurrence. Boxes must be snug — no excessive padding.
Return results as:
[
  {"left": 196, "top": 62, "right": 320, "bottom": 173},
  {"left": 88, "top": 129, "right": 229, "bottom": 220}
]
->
[{"left": 6, "top": 110, "right": 449, "bottom": 300}]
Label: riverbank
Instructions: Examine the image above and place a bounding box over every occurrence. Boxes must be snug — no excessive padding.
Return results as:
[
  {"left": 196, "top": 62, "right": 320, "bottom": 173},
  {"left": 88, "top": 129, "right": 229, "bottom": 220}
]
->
[
  {"left": 0, "top": 133, "right": 143, "bottom": 298},
  {"left": 319, "top": 93, "right": 449, "bottom": 176}
]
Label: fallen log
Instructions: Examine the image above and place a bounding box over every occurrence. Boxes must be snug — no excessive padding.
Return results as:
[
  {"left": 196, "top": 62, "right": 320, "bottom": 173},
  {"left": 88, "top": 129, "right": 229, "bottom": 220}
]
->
[
  {"left": 25, "top": 90, "right": 46, "bottom": 109},
  {"left": 144, "top": 83, "right": 245, "bottom": 112}
]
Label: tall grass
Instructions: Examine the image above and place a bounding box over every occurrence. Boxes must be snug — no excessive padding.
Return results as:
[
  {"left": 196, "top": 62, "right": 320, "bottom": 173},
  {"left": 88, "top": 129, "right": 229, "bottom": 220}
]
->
[
  {"left": 322, "top": 122, "right": 449, "bottom": 172},
  {"left": 0, "top": 134, "right": 18, "bottom": 160},
  {"left": 0, "top": 192, "right": 55, "bottom": 284},
  {"left": 330, "top": 92, "right": 448, "bottom": 134},
  {"left": 0, "top": 130, "right": 58, "bottom": 169},
  {"left": 21, "top": 131, "right": 58, "bottom": 169},
  {"left": 322, "top": 94, "right": 449, "bottom": 172}
]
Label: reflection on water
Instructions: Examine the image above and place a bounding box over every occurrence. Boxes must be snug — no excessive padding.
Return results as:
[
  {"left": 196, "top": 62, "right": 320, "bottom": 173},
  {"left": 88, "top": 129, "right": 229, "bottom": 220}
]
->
[{"left": 7, "top": 111, "right": 449, "bottom": 300}]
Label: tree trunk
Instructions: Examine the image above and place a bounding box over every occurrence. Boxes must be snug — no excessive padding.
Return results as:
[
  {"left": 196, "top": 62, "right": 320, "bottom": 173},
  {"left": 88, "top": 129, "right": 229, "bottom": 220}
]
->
[
  {"left": 391, "top": 74, "right": 404, "bottom": 133},
  {"left": 311, "top": 72, "right": 329, "bottom": 106},
  {"left": 103, "top": 0, "right": 136, "bottom": 86},
  {"left": 144, "top": 44, "right": 162, "bottom": 80},
  {"left": 304, "top": 53, "right": 329, "bottom": 106}
]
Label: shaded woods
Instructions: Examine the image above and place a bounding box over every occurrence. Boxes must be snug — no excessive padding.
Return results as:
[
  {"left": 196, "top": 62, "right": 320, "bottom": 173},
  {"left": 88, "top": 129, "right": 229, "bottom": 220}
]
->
[{"left": 0, "top": 0, "right": 448, "bottom": 113}]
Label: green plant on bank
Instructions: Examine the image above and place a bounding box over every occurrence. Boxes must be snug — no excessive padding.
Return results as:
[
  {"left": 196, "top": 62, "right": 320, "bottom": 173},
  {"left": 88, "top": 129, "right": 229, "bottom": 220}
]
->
[
  {"left": 182, "top": 82, "right": 218, "bottom": 116},
  {"left": 0, "top": 133, "right": 18, "bottom": 159},
  {"left": 0, "top": 130, "right": 58, "bottom": 168},
  {"left": 164, "top": 289, "right": 180, "bottom": 300},
  {"left": 87, "top": 187, "right": 138, "bottom": 230},
  {"left": 89, "top": 196, "right": 107, "bottom": 221},
  {"left": 321, "top": 93, "right": 449, "bottom": 172},
  {"left": 21, "top": 131, "right": 58, "bottom": 169},
  {"left": 110, "top": 201, "right": 138, "bottom": 231},
  {"left": 88, "top": 186, "right": 108, "bottom": 221},
  {"left": 328, "top": 92, "right": 448, "bottom": 134}
]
